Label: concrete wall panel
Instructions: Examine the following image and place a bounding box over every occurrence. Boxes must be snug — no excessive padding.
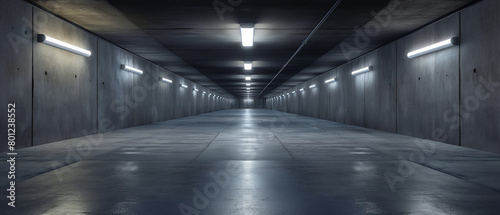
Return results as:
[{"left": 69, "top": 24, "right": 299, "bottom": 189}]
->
[
  {"left": 460, "top": 0, "right": 500, "bottom": 153},
  {"left": 330, "top": 68, "right": 345, "bottom": 123},
  {"left": 364, "top": 43, "right": 397, "bottom": 133},
  {"left": 397, "top": 14, "right": 460, "bottom": 145},
  {"left": 304, "top": 79, "right": 319, "bottom": 118},
  {"left": 155, "top": 67, "right": 175, "bottom": 122},
  {"left": 322, "top": 69, "right": 338, "bottom": 122},
  {"left": 97, "top": 39, "right": 139, "bottom": 131},
  {"left": 33, "top": 8, "right": 98, "bottom": 145},
  {"left": 0, "top": 0, "right": 33, "bottom": 151},
  {"left": 98, "top": 39, "right": 130, "bottom": 131},
  {"left": 132, "top": 57, "right": 157, "bottom": 126},
  {"left": 341, "top": 62, "right": 365, "bottom": 126}
]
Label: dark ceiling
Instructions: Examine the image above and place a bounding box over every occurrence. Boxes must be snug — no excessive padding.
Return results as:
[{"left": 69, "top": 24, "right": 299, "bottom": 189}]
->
[{"left": 28, "top": 0, "right": 479, "bottom": 99}]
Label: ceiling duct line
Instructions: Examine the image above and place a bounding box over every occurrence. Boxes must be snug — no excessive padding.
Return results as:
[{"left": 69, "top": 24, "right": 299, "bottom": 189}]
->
[{"left": 256, "top": 0, "right": 343, "bottom": 99}]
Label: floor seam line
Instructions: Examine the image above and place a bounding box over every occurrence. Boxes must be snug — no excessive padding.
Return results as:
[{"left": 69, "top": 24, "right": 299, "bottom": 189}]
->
[
  {"left": 273, "top": 133, "right": 296, "bottom": 161},
  {"left": 193, "top": 117, "right": 236, "bottom": 161},
  {"left": 410, "top": 160, "right": 500, "bottom": 194}
]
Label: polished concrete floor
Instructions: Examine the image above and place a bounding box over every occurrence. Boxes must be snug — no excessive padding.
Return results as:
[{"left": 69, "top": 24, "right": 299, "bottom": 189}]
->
[{"left": 2, "top": 109, "right": 500, "bottom": 214}]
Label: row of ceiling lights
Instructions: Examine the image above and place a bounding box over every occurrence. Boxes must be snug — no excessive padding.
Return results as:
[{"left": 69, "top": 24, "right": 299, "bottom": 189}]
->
[
  {"left": 37, "top": 34, "right": 229, "bottom": 100},
  {"left": 123, "top": 65, "right": 228, "bottom": 100},
  {"left": 38, "top": 27, "right": 458, "bottom": 100},
  {"left": 241, "top": 24, "right": 254, "bottom": 96},
  {"left": 270, "top": 37, "right": 459, "bottom": 100}
]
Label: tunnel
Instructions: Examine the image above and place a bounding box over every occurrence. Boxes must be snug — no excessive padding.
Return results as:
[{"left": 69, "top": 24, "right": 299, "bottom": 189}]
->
[{"left": 2, "top": 0, "right": 500, "bottom": 214}]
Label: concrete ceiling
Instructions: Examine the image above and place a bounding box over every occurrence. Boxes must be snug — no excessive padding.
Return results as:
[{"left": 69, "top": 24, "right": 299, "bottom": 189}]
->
[{"left": 27, "top": 0, "right": 479, "bottom": 98}]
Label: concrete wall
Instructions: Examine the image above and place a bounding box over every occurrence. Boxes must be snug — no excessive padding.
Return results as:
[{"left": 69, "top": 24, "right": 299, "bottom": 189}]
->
[
  {"left": 459, "top": 0, "right": 500, "bottom": 153},
  {"left": 397, "top": 14, "right": 460, "bottom": 146},
  {"left": 0, "top": 0, "right": 232, "bottom": 152},
  {"left": 267, "top": 0, "right": 500, "bottom": 153},
  {"left": 0, "top": 0, "right": 33, "bottom": 151},
  {"left": 32, "top": 7, "right": 99, "bottom": 145}
]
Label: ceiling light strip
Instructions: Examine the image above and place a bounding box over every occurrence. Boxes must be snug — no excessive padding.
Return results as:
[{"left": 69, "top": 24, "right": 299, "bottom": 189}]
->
[
  {"left": 351, "top": 66, "right": 373, "bottom": 76},
  {"left": 255, "top": 0, "right": 343, "bottom": 99},
  {"left": 325, "top": 78, "right": 337, "bottom": 83},
  {"left": 241, "top": 24, "right": 254, "bottom": 47},
  {"left": 407, "top": 37, "right": 459, "bottom": 59},
  {"left": 121, "top": 64, "right": 143, "bottom": 75},
  {"left": 161, "top": 78, "right": 173, "bottom": 83},
  {"left": 38, "top": 34, "right": 91, "bottom": 57}
]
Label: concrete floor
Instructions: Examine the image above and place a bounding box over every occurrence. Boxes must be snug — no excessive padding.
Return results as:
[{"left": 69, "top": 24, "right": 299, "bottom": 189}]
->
[{"left": 2, "top": 109, "right": 500, "bottom": 215}]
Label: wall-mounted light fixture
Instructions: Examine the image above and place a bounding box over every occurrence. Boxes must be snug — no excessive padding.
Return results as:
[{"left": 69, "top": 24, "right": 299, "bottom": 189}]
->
[
  {"left": 180, "top": 84, "right": 188, "bottom": 88},
  {"left": 309, "top": 84, "right": 316, "bottom": 88},
  {"left": 121, "top": 64, "right": 143, "bottom": 75},
  {"left": 299, "top": 88, "right": 304, "bottom": 92},
  {"left": 292, "top": 91, "right": 296, "bottom": 94},
  {"left": 37, "top": 34, "right": 91, "bottom": 57},
  {"left": 193, "top": 88, "right": 199, "bottom": 92},
  {"left": 160, "top": 78, "right": 172, "bottom": 83},
  {"left": 240, "top": 24, "right": 254, "bottom": 47},
  {"left": 407, "top": 37, "right": 459, "bottom": 59},
  {"left": 287, "top": 93, "right": 290, "bottom": 96},
  {"left": 245, "top": 76, "right": 252, "bottom": 81},
  {"left": 351, "top": 66, "right": 373, "bottom": 76},
  {"left": 244, "top": 62, "right": 253, "bottom": 70},
  {"left": 325, "top": 78, "right": 337, "bottom": 84}
]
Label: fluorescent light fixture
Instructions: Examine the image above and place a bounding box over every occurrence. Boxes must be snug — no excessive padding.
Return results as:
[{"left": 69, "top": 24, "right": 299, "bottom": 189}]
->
[
  {"left": 292, "top": 91, "right": 296, "bottom": 94},
  {"left": 299, "top": 88, "right": 304, "bottom": 92},
  {"left": 246, "top": 83, "right": 251, "bottom": 86},
  {"left": 160, "top": 78, "right": 172, "bottom": 83},
  {"left": 240, "top": 24, "right": 254, "bottom": 47},
  {"left": 325, "top": 78, "right": 337, "bottom": 84},
  {"left": 245, "top": 76, "right": 252, "bottom": 81},
  {"left": 244, "top": 99, "right": 254, "bottom": 102},
  {"left": 351, "top": 66, "right": 373, "bottom": 76},
  {"left": 247, "top": 90, "right": 250, "bottom": 92},
  {"left": 121, "top": 64, "right": 143, "bottom": 75},
  {"left": 37, "top": 34, "right": 91, "bottom": 57},
  {"left": 246, "top": 88, "right": 251, "bottom": 90},
  {"left": 309, "top": 85, "right": 316, "bottom": 88},
  {"left": 194, "top": 88, "right": 199, "bottom": 92},
  {"left": 203, "top": 91, "right": 206, "bottom": 94},
  {"left": 407, "top": 37, "right": 459, "bottom": 59},
  {"left": 287, "top": 93, "right": 290, "bottom": 96},
  {"left": 180, "top": 84, "right": 188, "bottom": 88},
  {"left": 209, "top": 93, "right": 212, "bottom": 96},
  {"left": 244, "top": 62, "right": 252, "bottom": 70}
]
